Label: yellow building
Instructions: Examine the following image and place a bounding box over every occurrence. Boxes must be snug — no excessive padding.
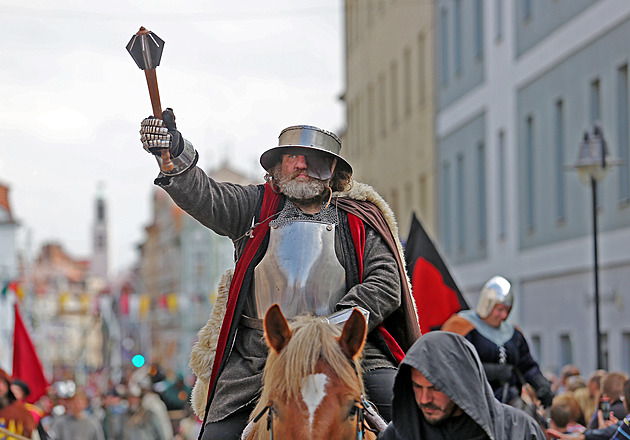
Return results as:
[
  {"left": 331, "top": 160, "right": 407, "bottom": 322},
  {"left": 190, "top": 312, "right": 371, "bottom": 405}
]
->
[{"left": 341, "top": 0, "right": 437, "bottom": 238}]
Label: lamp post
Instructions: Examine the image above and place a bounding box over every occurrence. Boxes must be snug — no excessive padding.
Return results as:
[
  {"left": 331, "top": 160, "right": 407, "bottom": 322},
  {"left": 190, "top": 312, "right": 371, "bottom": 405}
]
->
[{"left": 571, "top": 124, "right": 620, "bottom": 370}]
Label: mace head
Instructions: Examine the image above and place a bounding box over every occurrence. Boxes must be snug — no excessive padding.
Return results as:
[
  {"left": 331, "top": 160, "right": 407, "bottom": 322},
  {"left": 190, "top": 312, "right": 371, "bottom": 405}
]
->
[{"left": 126, "top": 27, "right": 165, "bottom": 70}]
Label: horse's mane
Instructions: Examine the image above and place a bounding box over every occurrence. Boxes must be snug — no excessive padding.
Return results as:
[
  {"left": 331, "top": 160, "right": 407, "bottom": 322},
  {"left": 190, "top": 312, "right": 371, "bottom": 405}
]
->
[{"left": 250, "top": 314, "right": 364, "bottom": 422}]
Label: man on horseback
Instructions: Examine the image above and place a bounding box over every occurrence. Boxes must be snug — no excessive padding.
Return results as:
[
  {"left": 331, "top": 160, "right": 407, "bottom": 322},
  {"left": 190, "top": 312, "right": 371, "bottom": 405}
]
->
[
  {"left": 441, "top": 276, "right": 554, "bottom": 410},
  {"left": 139, "top": 112, "right": 421, "bottom": 440},
  {"left": 379, "top": 331, "right": 546, "bottom": 439}
]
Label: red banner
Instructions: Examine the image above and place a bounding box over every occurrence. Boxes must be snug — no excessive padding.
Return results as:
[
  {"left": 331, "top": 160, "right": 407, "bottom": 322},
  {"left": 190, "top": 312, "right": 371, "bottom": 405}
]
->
[{"left": 12, "top": 304, "right": 49, "bottom": 403}]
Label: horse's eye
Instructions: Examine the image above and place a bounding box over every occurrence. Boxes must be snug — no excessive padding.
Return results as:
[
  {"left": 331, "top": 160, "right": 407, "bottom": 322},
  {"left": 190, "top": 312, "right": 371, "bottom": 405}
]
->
[{"left": 348, "top": 403, "right": 359, "bottom": 419}]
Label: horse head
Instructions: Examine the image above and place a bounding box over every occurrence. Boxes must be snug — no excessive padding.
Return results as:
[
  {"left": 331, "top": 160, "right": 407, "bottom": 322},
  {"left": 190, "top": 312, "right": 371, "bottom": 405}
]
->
[{"left": 245, "top": 304, "right": 375, "bottom": 440}]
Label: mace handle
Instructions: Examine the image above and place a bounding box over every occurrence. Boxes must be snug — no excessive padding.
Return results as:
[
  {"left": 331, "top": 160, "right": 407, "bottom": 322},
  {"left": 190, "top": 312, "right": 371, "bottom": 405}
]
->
[{"left": 144, "top": 68, "right": 173, "bottom": 172}]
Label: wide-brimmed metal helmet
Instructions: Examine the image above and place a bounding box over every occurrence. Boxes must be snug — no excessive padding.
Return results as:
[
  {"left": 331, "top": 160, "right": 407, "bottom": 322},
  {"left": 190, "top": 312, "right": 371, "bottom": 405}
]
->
[
  {"left": 475, "top": 275, "right": 513, "bottom": 319},
  {"left": 260, "top": 125, "right": 352, "bottom": 178}
]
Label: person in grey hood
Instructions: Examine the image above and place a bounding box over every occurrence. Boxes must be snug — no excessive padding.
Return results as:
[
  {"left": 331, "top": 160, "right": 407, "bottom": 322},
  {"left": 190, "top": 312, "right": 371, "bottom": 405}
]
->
[{"left": 378, "top": 331, "right": 546, "bottom": 440}]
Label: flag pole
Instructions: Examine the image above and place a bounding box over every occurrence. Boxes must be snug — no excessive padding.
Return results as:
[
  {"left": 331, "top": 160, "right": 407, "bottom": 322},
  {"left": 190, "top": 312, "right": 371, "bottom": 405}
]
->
[{"left": 0, "top": 426, "right": 31, "bottom": 440}]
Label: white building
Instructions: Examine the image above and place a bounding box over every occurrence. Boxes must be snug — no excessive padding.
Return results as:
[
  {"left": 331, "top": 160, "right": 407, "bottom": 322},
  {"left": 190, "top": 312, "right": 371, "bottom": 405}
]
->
[
  {"left": 0, "top": 181, "right": 18, "bottom": 282},
  {"left": 343, "top": 0, "right": 630, "bottom": 375},
  {"left": 435, "top": 0, "right": 630, "bottom": 374}
]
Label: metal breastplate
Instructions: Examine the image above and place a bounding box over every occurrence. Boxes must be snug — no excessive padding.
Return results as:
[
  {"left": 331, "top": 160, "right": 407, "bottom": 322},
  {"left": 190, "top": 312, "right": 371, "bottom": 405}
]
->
[{"left": 252, "top": 220, "right": 346, "bottom": 319}]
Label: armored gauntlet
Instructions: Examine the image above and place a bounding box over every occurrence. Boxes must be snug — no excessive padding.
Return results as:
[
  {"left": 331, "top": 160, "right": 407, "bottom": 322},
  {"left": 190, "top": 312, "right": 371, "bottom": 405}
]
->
[{"left": 140, "top": 108, "right": 197, "bottom": 176}]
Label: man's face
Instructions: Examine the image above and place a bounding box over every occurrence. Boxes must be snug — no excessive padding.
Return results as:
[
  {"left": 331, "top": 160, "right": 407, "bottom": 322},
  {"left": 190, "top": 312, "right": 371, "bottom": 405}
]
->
[
  {"left": 411, "top": 368, "right": 461, "bottom": 425},
  {"left": 280, "top": 148, "right": 335, "bottom": 180},
  {"left": 273, "top": 153, "right": 328, "bottom": 201},
  {"left": 128, "top": 394, "right": 142, "bottom": 411},
  {"left": 483, "top": 304, "right": 511, "bottom": 328},
  {"left": 10, "top": 384, "right": 24, "bottom": 401},
  {"left": 281, "top": 153, "right": 309, "bottom": 181},
  {"left": 0, "top": 379, "right": 8, "bottom": 398},
  {"left": 67, "top": 394, "right": 88, "bottom": 417}
]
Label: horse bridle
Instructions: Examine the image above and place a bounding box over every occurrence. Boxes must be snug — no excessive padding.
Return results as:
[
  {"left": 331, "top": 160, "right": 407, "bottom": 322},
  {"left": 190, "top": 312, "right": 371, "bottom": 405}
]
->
[
  {"left": 250, "top": 353, "right": 380, "bottom": 440},
  {"left": 247, "top": 320, "right": 383, "bottom": 440},
  {"left": 251, "top": 395, "right": 376, "bottom": 440}
]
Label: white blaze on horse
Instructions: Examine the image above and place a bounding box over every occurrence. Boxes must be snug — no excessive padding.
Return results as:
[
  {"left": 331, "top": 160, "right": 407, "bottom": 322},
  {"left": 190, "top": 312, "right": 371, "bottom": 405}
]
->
[{"left": 243, "top": 304, "right": 379, "bottom": 440}]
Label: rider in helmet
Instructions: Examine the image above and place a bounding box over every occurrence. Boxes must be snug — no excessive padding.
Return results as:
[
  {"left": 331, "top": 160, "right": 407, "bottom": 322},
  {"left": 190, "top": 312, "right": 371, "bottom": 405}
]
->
[
  {"left": 139, "top": 112, "right": 421, "bottom": 440},
  {"left": 441, "top": 276, "right": 554, "bottom": 409}
]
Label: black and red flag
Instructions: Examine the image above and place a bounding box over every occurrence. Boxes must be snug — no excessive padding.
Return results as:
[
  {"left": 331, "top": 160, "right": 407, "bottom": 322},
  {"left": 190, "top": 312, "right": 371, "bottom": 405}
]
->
[{"left": 404, "top": 213, "right": 468, "bottom": 333}]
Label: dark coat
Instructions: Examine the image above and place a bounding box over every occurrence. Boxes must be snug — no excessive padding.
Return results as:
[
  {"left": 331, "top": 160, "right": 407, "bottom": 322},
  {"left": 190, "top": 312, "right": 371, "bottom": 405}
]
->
[
  {"left": 441, "top": 311, "right": 548, "bottom": 403},
  {"left": 378, "top": 332, "right": 546, "bottom": 440}
]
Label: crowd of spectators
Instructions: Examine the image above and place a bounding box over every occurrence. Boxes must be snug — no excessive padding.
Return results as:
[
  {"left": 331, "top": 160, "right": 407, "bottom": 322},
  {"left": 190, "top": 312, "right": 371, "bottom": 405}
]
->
[
  {"left": 3, "top": 359, "right": 630, "bottom": 439},
  {"left": 0, "top": 364, "right": 200, "bottom": 440},
  {"left": 544, "top": 365, "right": 630, "bottom": 439}
]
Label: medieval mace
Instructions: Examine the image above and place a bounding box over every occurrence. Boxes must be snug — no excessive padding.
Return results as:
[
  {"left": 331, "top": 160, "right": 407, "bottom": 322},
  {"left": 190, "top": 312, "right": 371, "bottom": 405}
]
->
[{"left": 126, "top": 27, "right": 174, "bottom": 172}]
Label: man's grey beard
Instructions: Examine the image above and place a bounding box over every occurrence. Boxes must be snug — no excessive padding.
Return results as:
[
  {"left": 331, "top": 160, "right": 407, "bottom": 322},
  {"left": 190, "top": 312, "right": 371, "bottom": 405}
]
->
[{"left": 273, "top": 167, "right": 328, "bottom": 202}]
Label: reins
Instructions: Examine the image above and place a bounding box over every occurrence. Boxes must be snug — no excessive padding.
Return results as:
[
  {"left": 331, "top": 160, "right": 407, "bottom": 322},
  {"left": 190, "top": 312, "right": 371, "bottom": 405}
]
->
[
  {"left": 249, "top": 398, "right": 373, "bottom": 440},
  {"left": 251, "top": 403, "right": 277, "bottom": 440}
]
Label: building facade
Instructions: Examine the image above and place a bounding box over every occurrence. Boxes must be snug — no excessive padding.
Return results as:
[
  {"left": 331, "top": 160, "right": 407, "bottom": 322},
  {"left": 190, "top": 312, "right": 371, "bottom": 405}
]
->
[
  {"left": 342, "top": 0, "right": 437, "bottom": 237},
  {"left": 138, "top": 164, "right": 257, "bottom": 374},
  {"left": 343, "top": 0, "right": 630, "bottom": 375},
  {"left": 0, "top": 182, "right": 18, "bottom": 282},
  {"left": 30, "top": 243, "right": 102, "bottom": 382},
  {"left": 0, "top": 181, "right": 19, "bottom": 373},
  {"left": 436, "top": 0, "right": 630, "bottom": 374}
]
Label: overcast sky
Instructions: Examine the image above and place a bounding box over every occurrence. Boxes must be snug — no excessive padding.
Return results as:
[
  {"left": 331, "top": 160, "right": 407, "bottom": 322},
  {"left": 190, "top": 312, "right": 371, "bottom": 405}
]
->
[{"left": 0, "top": 1, "right": 345, "bottom": 275}]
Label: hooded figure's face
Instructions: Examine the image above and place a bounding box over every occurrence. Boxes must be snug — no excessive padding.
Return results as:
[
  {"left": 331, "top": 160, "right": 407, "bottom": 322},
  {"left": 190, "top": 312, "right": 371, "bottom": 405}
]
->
[{"left": 410, "top": 368, "right": 462, "bottom": 425}]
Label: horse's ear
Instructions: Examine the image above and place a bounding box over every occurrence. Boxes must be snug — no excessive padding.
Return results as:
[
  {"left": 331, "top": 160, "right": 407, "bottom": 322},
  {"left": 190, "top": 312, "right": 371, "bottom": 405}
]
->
[
  {"left": 338, "top": 308, "right": 367, "bottom": 360},
  {"left": 264, "top": 304, "right": 292, "bottom": 353}
]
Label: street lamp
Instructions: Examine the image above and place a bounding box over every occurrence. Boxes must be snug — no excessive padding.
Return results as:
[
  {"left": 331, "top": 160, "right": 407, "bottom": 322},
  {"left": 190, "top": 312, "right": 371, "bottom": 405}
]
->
[{"left": 571, "top": 124, "right": 620, "bottom": 370}]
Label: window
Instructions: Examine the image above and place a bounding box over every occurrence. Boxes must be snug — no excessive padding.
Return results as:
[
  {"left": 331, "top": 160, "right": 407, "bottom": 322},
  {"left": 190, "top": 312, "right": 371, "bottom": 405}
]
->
[
  {"left": 420, "top": 174, "right": 428, "bottom": 217},
  {"left": 454, "top": 0, "right": 463, "bottom": 75},
  {"left": 523, "top": 0, "right": 532, "bottom": 21},
  {"left": 618, "top": 64, "right": 629, "bottom": 203},
  {"left": 477, "top": 142, "right": 487, "bottom": 246},
  {"left": 495, "top": 0, "right": 503, "bottom": 40},
  {"left": 498, "top": 130, "right": 507, "bottom": 238},
  {"left": 96, "top": 233, "right": 105, "bottom": 250},
  {"left": 456, "top": 154, "right": 465, "bottom": 253},
  {"left": 555, "top": 99, "right": 566, "bottom": 222},
  {"left": 346, "top": 2, "right": 354, "bottom": 51},
  {"left": 378, "top": 73, "right": 387, "bottom": 136},
  {"left": 403, "top": 47, "right": 412, "bottom": 117},
  {"left": 590, "top": 78, "right": 601, "bottom": 124},
  {"left": 443, "top": 161, "right": 452, "bottom": 253},
  {"left": 391, "top": 61, "right": 399, "bottom": 127},
  {"left": 525, "top": 116, "right": 535, "bottom": 231},
  {"left": 601, "top": 333, "right": 609, "bottom": 371},
  {"left": 560, "top": 334, "right": 573, "bottom": 367},
  {"left": 418, "top": 33, "right": 427, "bottom": 105},
  {"left": 97, "top": 199, "right": 105, "bottom": 220},
  {"left": 475, "top": 0, "right": 484, "bottom": 57},
  {"left": 440, "top": 7, "right": 449, "bottom": 85},
  {"left": 531, "top": 335, "right": 542, "bottom": 364},
  {"left": 623, "top": 332, "right": 630, "bottom": 373},
  {"left": 355, "top": 96, "right": 363, "bottom": 153},
  {"left": 347, "top": 100, "right": 355, "bottom": 156},
  {"left": 391, "top": 188, "right": 399, "bottom": 220},
  {"left": 367, "top": 84, "right": 375, "bottom": 148}
]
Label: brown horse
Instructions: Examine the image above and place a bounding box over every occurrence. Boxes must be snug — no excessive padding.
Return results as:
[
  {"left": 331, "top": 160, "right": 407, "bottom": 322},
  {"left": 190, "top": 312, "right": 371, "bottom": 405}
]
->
[{"left": 243, "top": 304, "right": 378, "bottom": 440}]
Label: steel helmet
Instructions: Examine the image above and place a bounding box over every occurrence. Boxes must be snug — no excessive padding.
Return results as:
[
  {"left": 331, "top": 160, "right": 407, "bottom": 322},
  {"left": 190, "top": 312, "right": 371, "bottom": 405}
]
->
[
  {"left": 259, "top": 125, "right": 352, "bottom": 176},
  {"left": 475, "top": 276, "right": 513, "bottom": 319}
]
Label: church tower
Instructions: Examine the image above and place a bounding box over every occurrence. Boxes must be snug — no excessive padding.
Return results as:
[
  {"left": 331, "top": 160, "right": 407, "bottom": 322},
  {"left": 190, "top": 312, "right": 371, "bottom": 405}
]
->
[{"left": 91, "top": 182, "right": 109, "bottom": 281}]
